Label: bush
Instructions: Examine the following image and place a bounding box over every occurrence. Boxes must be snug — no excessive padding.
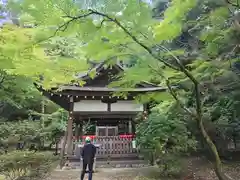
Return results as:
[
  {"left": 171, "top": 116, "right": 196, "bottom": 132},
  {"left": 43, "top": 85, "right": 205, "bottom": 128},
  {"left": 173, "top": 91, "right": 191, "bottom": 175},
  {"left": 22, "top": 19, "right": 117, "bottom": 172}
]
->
[
  {"left": 0, "top": 121, "right": 44, "bottom": 151},
  {"left": 136, "top": 102, "right": 196, "bottom": 177},
  {"left": 0, "top": 151, "right": 58, "bottom": 180},
  {"left": 156, "top": 154, "right": 183, "bottom": 177}
]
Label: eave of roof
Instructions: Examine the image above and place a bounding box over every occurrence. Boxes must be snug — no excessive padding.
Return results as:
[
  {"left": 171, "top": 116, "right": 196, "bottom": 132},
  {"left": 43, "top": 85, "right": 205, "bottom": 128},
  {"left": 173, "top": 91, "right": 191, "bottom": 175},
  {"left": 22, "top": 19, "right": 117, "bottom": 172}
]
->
[{"left": 59, "top": 86, "right": 166, "bottom": 92}]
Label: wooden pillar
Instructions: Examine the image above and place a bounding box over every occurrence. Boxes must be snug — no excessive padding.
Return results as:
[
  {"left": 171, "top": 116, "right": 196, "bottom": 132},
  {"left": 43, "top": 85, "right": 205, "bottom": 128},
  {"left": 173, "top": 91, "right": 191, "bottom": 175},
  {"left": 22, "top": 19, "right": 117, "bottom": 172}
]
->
[
  {"left": 75, "top": 122, "right": 80, "bottom": 142},
  {"left": 128, "top": 119, "right": 132, "bottom": 134},
  {"left": 133, "top": 121, "right": 136, "bottom": 134},
  {"left": 59, "top": 130, "right": 68, "bottom": 168},
  {"left": 73, "top": 121, "right": 79, "bottom": 154},
  {"left": 79, "top": 117, "right": 83, "bottom": 142},
  {"left": 95, "top": 120, "right": 97, "bottom": 136},
  {"left": 66, "top": 96, "right": 74, "bottom": 156}
]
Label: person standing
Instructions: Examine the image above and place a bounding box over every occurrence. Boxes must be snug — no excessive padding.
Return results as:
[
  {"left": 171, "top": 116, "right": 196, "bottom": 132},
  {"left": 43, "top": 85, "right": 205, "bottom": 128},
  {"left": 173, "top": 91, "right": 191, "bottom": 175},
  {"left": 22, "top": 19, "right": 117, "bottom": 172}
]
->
[{"left": 80, "top": 136, "right": 96, "bottom": 180}]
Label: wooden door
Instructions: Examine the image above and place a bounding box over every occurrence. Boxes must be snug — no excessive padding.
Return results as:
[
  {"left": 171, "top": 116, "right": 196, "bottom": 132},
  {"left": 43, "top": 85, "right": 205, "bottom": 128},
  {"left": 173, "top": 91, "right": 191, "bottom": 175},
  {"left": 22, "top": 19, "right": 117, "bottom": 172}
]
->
[
  {"left": 107, "top": 126, "right": 118, "bottom": 136},
  {"left": 96, "top": 126, "right": 107, "bottom": 136},
  {"left": 96, "top": 126, "right": 118, "bottom": 136}
]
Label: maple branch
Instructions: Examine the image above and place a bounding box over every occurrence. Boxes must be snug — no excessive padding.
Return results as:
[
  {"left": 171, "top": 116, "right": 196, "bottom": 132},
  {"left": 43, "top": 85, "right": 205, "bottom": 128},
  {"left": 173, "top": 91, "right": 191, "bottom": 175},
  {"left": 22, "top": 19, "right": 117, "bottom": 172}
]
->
[
  {"left": 165, "top": 79, "right": 193, "bottom": 116},
  {"left": 225, "top": 0, "right": 240, "bottom": 8},
  {"left": 59, "top": 9, "right": 178, "bottom": 71},
  {"left": 59, "top": 12, "right": 95, "bottom": 33},
  {"left": 0, "top": 71, "right": 6, "bottom": 87},
  {"left": 55, "top": 9, "right": 201, "bottom": 117},
  {"left": 90, "top": 9, "right": 180, "bottom": 70},
  {"left": 89, "top": 10, "right": 202, "bottom": 116},
  {"left": 95, "top": 6, "right": 202, "bottom": 117},
  {"left": 34, "top": 11, "right": 95, "bottom": 45},
  {"left": 148, "top": 65, "right": 193, "bottom": 116},
  {"left": 96, "top": 19, "right": 112, "bottom": 29}
]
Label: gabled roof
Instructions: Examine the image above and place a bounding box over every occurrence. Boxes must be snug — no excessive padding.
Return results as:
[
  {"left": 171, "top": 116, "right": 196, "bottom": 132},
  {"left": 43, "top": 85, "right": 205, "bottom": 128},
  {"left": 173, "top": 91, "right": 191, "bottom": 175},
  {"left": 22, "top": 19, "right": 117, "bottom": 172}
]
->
[
  {"left": 74, "top": 61, "right": 160, "bottom": 89},
  {"left": 36, "top": 61, "right": 166, "bottom": 110},
  {"left": 76, "top": 60, "right": 124, "bottom": 81},
  {"left": 37, "top": 61, "right": 166, "bottom": 95}
]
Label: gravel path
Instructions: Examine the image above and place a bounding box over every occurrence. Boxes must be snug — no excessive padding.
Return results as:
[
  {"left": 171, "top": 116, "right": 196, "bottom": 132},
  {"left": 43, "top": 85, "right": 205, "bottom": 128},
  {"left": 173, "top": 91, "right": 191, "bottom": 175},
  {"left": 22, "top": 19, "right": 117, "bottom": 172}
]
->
[{"left": 46, "top": 167, "right": 156, "bottom": 180}]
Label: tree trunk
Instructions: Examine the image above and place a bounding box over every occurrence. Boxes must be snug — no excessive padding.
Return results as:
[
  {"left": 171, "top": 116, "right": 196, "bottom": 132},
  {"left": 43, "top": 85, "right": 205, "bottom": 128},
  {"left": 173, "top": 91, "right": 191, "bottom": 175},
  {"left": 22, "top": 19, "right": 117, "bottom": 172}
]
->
[
  {"left": 192, "top": 81, "right": 232, "bottom": 180},
  {"left": 197, "top": 118, "right": 233, "bottom": 180}
]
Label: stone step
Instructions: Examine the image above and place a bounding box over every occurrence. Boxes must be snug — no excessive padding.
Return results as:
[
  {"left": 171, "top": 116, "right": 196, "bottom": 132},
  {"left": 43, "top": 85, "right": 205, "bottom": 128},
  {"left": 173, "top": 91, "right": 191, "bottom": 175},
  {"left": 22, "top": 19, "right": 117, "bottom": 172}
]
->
[
  {"left": 69, "top": 160, "right": 149, "bottom": 169},
  {"left": 68, "top": 154, "right": 141, "bottom": 161}
]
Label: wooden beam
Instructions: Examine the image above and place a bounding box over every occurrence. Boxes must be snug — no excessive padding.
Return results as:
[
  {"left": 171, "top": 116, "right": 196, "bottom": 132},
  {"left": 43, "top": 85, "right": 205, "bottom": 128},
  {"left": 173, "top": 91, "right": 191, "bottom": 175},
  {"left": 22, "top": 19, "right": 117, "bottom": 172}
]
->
[
  {"left": 73, "top": 111, "right": 139, "bottom": 115},
  {"left": 74, "top": 114, "right": 136, "bottom": 119}
]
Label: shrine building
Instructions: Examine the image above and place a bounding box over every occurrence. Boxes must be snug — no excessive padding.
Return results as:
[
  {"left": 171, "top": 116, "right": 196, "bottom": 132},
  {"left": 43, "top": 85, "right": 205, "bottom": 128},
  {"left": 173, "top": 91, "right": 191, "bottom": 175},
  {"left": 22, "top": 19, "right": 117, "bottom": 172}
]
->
[{"left": 38, "top": 61, "right": 166, "bottom": 160}]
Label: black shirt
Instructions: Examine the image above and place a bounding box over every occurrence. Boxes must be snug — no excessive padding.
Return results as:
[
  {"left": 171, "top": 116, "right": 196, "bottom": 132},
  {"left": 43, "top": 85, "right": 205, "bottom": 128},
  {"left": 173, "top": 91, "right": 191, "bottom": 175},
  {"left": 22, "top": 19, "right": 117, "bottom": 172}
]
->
[{"left": 81, "top": 143, "right": 96, "bottom": 163}]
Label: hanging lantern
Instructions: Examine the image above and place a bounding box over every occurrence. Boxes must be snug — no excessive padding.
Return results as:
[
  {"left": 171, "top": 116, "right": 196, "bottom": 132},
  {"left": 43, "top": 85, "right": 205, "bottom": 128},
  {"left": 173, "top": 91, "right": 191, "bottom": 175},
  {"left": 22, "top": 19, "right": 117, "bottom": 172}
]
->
[{"left": 142, "top": 110, "right": 148, "bottom": 120}]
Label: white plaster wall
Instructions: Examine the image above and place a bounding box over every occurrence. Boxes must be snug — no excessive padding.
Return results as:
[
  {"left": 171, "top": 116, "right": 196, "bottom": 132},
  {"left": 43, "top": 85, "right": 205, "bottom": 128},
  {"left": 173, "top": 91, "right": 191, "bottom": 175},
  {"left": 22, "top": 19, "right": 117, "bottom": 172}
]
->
[
  {"left": 111, "top": 100, "right": 143, "bottom": 112},
  {"left": 73, "top": 100, "right": 108, "bottom": 112}
]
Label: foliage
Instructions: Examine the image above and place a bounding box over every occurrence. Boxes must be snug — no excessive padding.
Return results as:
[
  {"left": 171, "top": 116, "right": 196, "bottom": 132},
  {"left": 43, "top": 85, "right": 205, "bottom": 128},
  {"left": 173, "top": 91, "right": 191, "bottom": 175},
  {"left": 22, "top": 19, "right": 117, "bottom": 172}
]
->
[
  {"left": 154, "top": 0, "right": 197, "bottom": 42},
  {"left": 82, "top": 120, "right": 95, "bottom": 135},
  {"left": 0, "top": 74, "right": 39, "bottom": 108},
  {"left": 0, "top": 109, "right": 67, "bottom": 151},
  {"left": 0, "top": 120, "right": 43, "bottom": 150},
  {"left": 137, "top": 104, "right": 196, "bottom": 154},
  {"left": 136, "top": 101, "right": 196, "bottom": 174},
  {"left": 0, "top": 151, "right": 58, "bottom": 180},
  {"left": 156, "top": 154, "right": 183, "bottom": 177},
  {"left": 8, "top": 0, "right": 155, "bottom": 65},
  {"left": 0, "top": 21, "right": 89, "bottom": 89},
  {"left": 41, "top": 108, "right": 67, "bottom": 148},
  {"left": 5, "top": 0, "right": 240, "bottom": 179}
]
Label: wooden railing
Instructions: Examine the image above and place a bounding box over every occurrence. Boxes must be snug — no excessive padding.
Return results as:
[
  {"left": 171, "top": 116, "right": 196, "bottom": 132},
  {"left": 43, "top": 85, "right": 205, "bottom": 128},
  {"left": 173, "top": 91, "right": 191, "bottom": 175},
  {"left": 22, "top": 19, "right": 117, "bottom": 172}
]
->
[{"left": 74, "top": 136, "right": 138, "bottom": 159}]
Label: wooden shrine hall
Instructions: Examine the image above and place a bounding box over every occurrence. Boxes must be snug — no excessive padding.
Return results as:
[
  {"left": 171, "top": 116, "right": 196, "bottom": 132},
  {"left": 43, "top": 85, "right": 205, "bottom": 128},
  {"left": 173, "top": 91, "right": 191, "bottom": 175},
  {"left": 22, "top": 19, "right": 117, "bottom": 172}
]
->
[{"left": 38, "top": 62, "right": 165, "bottom": 159}]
